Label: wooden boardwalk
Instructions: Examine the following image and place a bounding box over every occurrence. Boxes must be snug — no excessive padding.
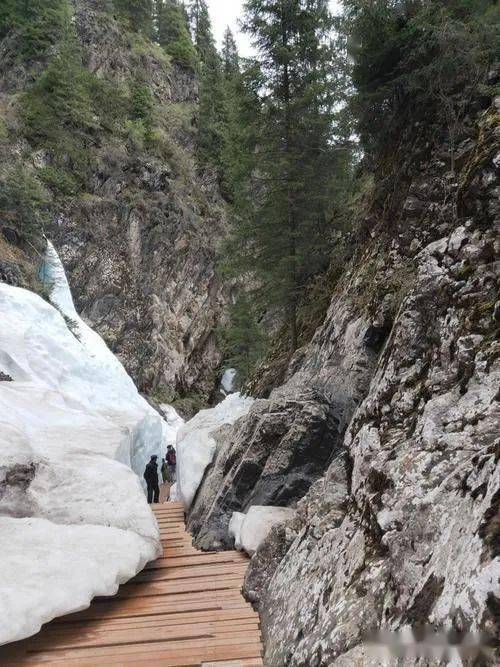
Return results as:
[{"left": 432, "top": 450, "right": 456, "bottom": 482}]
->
[{"left": 0, "top": 502, "right": 263, "bottom": 666}]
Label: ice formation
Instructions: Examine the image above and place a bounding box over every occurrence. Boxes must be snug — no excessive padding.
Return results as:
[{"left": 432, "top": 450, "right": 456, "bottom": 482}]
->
[
  {"left": 0, "top": 242, "right": 178, "bottom": 644},
  {"left": 176, "top": 393, "right": 254, "bottom": 509},
  {"left": 229, "top": 506, "right": 296, "bottom": 556},
  {"left": 220, "top": 367, "right": 237, "bottom": 395}
]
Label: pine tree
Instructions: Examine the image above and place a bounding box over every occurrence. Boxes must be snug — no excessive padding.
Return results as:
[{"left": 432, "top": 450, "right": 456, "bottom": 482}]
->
[
  {"left": 22, "top": 26, "right": 96, "bottom": 186},
  {"left": 233, "top": 0, "right": 338, "bottom": 351},
  {"left": 220, "top": 62, "right": 263, "bottom": 202},
  {"left": 23, "top": 32, "right": 95, "bottom": 143},
  {"left": 221, "top": 27, "right": 239, "bottom": 79},
  {"left": 0, "top": 0, "right": 15, "bottom": 40},
  {"left": 188, "top": 0, "right": 215, "bottom": 62},
  {"left": 187, "top": 0, "right": 226, "bottom": 172},
  {"left": 114, "top": 0, "right": 153, "bottom": 36},
  {"left": 131, "top": 82, "right": 155, "bottom": 142},
  {"left": 0, "top": 167, "right": 49, "bottom": 241},
  {"left": 219, "top": 28, "right": 246, "bottom": 199},
  {"left": 342, "top": 0, "right": 496, "bottom": 166},
  {"left": 221, "top": 295, "right": 265, "bottom": 382},
  {"left": 157, "top": 0, "right": 197, "bottom": 69}
]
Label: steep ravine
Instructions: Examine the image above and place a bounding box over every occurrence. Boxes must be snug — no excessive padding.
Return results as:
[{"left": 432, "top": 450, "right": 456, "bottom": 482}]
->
[
  {"left": 0, "top": 0, "right": 228, "bottom": 407},
  {"left": 188, "top": 101, "right": 499, "bottom": 664}
]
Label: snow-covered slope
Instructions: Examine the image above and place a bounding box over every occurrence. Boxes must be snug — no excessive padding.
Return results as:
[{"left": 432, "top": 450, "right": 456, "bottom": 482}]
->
[
  {"left": 0, "top": 243, "right": 179, "bottom": 645},
  {"left": 176, "top": 393, "right": 254, "bottom": 509}
]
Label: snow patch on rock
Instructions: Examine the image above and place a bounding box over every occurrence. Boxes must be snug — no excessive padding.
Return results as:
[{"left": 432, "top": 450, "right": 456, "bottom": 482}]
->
[
  {"left": 230, "top": 506, "right": 296, "bottom": 556},
  {"left": 228, "top": 511, "right": 245, "bottom": 550},
  {"left": 176, "top": 393, "right": 254, "bottom": 509},
  {"left": 220, "top": 368, "right": 237, "bottom": 395}
]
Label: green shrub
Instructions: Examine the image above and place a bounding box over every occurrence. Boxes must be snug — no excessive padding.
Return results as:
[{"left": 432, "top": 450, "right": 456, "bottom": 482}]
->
[
  {"left": 0, "top": 167, "right": 49, "bottom": 241},
  {"left": 130, "top": 32, "right": 171, "bottom": 67},
  {"left": 88, "top": 77, "right": 130, "bottom": 134},
  {"left": 2, "top": 0, "right": 70, "bottom": 59},
  {"left": 124, "top": 119, "right": 149, "bottom": 150},
  {"left": 113, "top": 0, "right": 153, "bottom": 36},
  {"left": 38, "top": 165, "right": 78, "bottom": 196},
  {"left": 0, "top": 116, "right": 8, "bottom": 142}
]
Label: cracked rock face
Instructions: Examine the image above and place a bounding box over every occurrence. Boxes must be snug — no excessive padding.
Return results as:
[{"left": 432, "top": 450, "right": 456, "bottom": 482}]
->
[
  {"left": 0, "top": 0, "right": 227, "bottom": 402},
  {"left": 248, "top": 222, "right": 499, "bottom": 665},
  {"left": 242, "top": 112, "right": 499, "bottom": 665},
  {"left": 187, "top": 385, "right": 350, "bottom": 550},
  {"left": 190, "top": 105, "right": 499, "bottom": 664}
]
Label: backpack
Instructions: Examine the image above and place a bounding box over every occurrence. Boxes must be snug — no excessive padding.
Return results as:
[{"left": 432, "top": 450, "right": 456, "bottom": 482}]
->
[{"left": 167, "top": 450, "right": 176, "bottom": 466}]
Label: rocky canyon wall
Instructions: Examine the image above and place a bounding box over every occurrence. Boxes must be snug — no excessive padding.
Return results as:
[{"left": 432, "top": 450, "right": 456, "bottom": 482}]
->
[
  {"left": 189, "top": 99, "right": 499, "bottom": 664},
  {"left": 0, "top": 0, "right": 228, "bottom": 406}
]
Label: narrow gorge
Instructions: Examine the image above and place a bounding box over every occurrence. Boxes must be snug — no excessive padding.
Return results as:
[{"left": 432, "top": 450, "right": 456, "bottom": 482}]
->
[{"left": 0, "top": 0, "right": 498, "bottom": 665}]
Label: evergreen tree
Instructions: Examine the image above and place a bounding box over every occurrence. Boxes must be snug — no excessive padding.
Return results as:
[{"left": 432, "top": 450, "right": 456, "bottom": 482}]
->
[
  {"left": 0, "top": 1, "right": 15, "bottom": 40},
  {"left": 23, "top": 33, "right": 95, "bottom": 143},
  {"left": 219, "top": 28, "right": 247, "bottom": 199},
  {"left": 221, "top": 295, "right": 265, "bottom": 382},
  {"left": 221, "top": 62, "right": 263, "bottom": 202},
  {"left": 188, "top": 0, "right": 215, "bottom": 62},
  {"left": 131, "top": 82, "right": 155, "bottom": 142},
  {"left": 1, "top": 0, "right": 70, "bottom": 58},
  {"left": 114, "top": 0, "right": 153, "bottom": 36},
  {"left": 157, "top": 0, "right": 197, "bottom": 69},
  {"left": 342, "top": 0, "right": 497, "bottom": 167},
  {"left": 221, "top": 27, "right": 239, "bottom": 79},
  {"left": 187, "top": 0, "right": 226, "bottom": 171},
  {"left": 0, "top": 167, "right": 49, "bottom": 241},
  {"left": 232, "top": 0, "right": 338, "bottom": 351},
  {"left": 22, "top": 27, "right": 96, "bottom": 186}
]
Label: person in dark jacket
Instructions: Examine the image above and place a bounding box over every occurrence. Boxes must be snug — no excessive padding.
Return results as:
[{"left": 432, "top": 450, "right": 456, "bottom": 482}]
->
[
  {"left": 166, "top": 445, "right": 177, "bottom": 483},
  {"left": 143, "top": 455, "right": 160, "bottom": 504}
]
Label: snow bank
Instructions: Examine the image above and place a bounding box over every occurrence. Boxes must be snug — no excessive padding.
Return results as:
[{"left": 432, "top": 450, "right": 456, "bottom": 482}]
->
[
  {"left": 38, "top": 241, "right": 183, "bottom": 477},
  {"left": 176, "top": 393, "right": 254, "bottom": 509},
  {"left": 0, "top": 517, "right": 155, "bottom": 644},
  {"left": 0, "top": 242, "right": 178, "bottom": 644},
  {"left": 229, "top": 506, "right": 296, "bottom": 556}
]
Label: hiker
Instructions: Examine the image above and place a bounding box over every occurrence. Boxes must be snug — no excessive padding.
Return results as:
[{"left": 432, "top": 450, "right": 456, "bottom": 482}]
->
[
  {"left": 166, "top": 445, "right": 177, "bottom": 483},
  {"left": 161, "top": 458, "right": 168, "bottom": 484},
  {"left": 143, "top": 455, "right": 160, "bottom": 504}
]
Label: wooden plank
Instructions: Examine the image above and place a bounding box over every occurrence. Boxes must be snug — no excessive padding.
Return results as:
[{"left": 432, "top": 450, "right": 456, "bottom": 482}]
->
[
  {"left": 212, "top": 662, "right": 263, "bottom": 667},
  {"left": 146, "top": 553, "right": 248, "bottom": 569},
  {"left": 0, "top": 501, "right": 263, "bottom": 666},
  {"left": 54, "top": 597, "right": 256, "bottom": 623},
  {"left": 133, "top": 563, "right": 249, "bottom": 582},
  {"left": 40, "top": 614, "right": 259, "bottom": 634},
  {"left": 5, "top": 643, "right": 263, "bottom": 666},
  {"left": 27, "top": 622, "right": 262, "bottom": 651}
]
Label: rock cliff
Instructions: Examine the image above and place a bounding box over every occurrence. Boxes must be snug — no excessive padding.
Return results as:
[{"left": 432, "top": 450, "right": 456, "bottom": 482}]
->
[
  {"left": 0, "top": 0, "right": 227, "bottom": 407},
  {"left": 188, "top": 99, "right": 499, "bottom": 664}
]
